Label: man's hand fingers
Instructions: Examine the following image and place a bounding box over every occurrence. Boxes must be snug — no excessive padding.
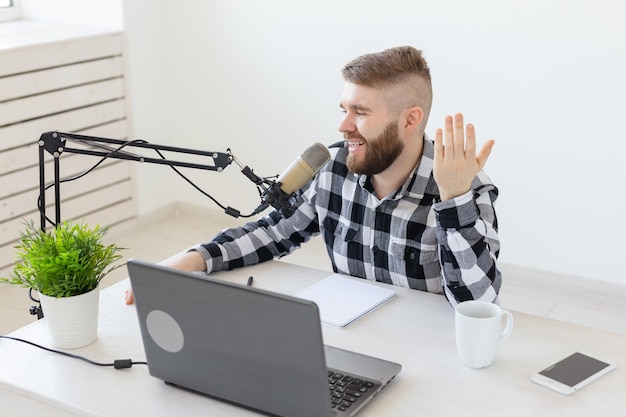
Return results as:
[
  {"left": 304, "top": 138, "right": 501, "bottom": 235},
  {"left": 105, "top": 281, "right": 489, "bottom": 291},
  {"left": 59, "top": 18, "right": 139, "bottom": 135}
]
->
[
  {"left": 453, "top": 113, "right": 465, "bottom": 154},
  {"left": 125, "top": 289, "right": 135, "bottom": 305},
  {"left": 443, "top": 115, "right": 454, "bottom": 161},
  {"left": 476, "top": 139, "right": 495, "bottom": 169},
  {"left": 434, "top": 127, "right": 444, "bottom": 162},
  {"left": 465, "top": 123, "right": 477, "bottom": 157}
]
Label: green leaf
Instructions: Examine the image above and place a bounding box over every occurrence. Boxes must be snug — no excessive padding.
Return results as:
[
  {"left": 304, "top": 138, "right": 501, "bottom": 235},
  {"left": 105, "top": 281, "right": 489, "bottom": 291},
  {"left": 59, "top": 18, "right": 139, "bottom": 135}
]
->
[{"left": 0, "top": 219, "right": 125, "bottom": 297}]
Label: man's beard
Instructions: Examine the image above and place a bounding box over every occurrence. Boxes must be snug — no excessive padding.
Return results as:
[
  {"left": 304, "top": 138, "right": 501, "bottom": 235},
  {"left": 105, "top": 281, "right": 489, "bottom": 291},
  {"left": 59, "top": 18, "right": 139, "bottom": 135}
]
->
[{"left": 346, "top": 121, "right": 404, "bottom": 175}]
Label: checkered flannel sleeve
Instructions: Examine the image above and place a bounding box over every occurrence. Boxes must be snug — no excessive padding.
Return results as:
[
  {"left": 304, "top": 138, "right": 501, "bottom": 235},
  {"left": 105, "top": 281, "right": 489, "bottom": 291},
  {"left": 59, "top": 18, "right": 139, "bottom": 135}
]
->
[
  {"left": 191, "top": 199, "right": 320, "bottom": 274},
  {"left": 433, "top": 171, "right": 501, "bottom": 304}
]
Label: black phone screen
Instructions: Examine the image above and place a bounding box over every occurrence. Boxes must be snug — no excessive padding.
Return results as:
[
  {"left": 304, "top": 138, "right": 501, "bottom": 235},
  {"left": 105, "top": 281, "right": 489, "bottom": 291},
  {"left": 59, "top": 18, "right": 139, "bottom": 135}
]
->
[{"left": 539, "top": 352, "right": 611, "bottom": 387}]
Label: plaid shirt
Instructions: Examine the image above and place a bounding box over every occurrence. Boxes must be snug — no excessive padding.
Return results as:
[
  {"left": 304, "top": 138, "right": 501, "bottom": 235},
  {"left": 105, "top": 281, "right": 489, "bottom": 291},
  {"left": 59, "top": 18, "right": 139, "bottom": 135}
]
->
[{"left": 194, "top": 137, "right": 501, "bottom": 305}]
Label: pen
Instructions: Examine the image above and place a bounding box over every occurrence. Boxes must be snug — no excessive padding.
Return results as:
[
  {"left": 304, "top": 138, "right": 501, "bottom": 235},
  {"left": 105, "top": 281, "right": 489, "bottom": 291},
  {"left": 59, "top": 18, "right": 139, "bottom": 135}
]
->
[{"left": 247, "top": 276, "right": 254, "bottom": 286}]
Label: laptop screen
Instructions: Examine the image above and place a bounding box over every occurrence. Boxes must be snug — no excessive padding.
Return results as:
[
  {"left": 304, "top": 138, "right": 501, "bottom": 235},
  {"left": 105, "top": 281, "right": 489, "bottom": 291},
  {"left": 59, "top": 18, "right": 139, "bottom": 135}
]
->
[{"left": 128, "top": 259, "right": 334, "bottom": 416}]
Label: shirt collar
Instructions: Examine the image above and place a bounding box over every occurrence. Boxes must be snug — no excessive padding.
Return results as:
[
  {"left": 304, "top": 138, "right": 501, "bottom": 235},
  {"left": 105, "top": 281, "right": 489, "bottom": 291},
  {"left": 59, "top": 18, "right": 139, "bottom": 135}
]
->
[{"left": 399, "top": 134, "right": 434, "bottom": 200}]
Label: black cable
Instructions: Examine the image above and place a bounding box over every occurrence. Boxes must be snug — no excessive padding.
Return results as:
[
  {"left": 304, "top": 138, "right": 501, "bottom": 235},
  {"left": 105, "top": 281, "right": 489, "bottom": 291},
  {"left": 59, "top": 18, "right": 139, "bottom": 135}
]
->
[
  {"left": 151, "top": 148, "right": 258, "bottom": 218},
  {"left": 28, "top": 288, "right": 40, "bottom": 303},
  {"left": 28, "top": 288, "right": 43, "bottom": 319},
  {"left": 37, "top": 139, "right": 148, "bottom": 227},
  {"left": 37, "top": 137, "right": 263, "bottom": 229},
  {"left": 0, "top": 335, "right": 147, "bottom": 369}
]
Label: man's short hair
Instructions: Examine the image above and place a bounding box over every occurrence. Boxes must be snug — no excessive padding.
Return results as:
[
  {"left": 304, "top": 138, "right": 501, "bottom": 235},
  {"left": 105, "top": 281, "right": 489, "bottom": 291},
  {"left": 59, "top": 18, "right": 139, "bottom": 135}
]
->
[{"left": 342, "top": 46, "right": 433, "bottom": 122}]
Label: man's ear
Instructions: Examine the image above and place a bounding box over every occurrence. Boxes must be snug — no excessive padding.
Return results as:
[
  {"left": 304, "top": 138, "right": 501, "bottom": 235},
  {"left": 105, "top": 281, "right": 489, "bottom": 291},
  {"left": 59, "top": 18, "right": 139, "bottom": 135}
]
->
[{"left": 403, "top": 106, "right": 425, "bottom": 133}]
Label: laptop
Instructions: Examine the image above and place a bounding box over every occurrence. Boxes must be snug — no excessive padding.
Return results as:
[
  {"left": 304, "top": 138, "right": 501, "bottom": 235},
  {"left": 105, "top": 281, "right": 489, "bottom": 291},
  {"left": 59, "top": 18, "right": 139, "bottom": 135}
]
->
[{"left": 127, "top": 259, "right": 401, "bottom": 417}]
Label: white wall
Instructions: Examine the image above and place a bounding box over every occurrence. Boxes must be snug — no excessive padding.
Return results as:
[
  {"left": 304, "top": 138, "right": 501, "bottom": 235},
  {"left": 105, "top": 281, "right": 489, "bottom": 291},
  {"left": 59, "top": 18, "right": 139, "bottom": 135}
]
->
[
  {"left": 123, "top": 0, "right": 624, "bottom": 287},
  {"left": 21, "top": 0, "right": 124, "bottom": 30}
]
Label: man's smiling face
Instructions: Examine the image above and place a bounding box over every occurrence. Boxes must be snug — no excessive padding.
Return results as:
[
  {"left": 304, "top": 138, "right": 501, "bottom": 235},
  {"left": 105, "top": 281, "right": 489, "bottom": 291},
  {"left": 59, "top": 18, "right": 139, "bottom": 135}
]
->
[{"left": 338, "top": 83, "right": 404, "bottom": 175}]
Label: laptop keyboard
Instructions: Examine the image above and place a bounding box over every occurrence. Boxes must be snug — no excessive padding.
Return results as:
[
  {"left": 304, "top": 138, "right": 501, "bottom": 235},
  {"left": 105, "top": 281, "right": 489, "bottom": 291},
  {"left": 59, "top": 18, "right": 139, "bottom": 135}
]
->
[{"left": 328, "top": 370, "right": 376, "bottom": 412}]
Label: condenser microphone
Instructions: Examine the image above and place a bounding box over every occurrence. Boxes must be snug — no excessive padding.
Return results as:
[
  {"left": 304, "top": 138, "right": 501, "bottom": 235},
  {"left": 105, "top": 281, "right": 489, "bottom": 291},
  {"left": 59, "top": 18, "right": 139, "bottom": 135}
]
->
[{"left": 253, "top": 143, "right": 330, "bottom": 216}]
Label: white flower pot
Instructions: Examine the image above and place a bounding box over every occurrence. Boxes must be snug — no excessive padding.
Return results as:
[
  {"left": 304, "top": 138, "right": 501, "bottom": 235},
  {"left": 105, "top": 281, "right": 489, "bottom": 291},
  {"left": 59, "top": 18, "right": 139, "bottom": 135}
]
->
[{"left": 39, "top": 286, "right": 100, "bottom": 349}]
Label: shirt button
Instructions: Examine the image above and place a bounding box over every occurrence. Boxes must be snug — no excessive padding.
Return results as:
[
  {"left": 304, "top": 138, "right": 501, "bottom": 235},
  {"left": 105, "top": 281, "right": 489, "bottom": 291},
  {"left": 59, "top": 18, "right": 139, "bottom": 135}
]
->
[{"left": 409, "top": 253, "right": 416, "bottom": 260}]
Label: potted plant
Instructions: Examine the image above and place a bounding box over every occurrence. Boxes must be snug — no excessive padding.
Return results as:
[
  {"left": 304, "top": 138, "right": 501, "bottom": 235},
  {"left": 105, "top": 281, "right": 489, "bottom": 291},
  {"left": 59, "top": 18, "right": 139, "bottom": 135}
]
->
[{"left": 0, "top": 219, "right": 124, "bottom": 349}]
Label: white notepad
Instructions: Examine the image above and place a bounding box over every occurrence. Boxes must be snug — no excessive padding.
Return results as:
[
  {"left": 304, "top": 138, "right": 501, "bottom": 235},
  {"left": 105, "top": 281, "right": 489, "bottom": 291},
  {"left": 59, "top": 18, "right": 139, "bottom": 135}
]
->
[{"left": 296, "top": 274, "right": 396, "bottom": 327}]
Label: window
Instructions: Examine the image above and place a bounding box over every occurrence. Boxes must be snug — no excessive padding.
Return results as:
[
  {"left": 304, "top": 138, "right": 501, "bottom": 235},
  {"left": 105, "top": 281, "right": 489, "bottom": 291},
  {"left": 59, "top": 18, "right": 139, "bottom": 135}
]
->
[{"left": 0, "top": 0, "right": 21, "bottom": 23}]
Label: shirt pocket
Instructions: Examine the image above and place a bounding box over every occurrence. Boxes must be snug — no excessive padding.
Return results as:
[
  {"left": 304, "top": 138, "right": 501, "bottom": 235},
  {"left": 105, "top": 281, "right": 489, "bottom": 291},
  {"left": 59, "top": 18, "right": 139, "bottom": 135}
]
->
[
  {"left": 390, "top": 241, "right": 442, "bottom": 292},
  {"left": 390, "top": 241, "right": 438, "bottom": 264},
  {"left": 323, "top": 217, "right": 359, "bottom": 241}
]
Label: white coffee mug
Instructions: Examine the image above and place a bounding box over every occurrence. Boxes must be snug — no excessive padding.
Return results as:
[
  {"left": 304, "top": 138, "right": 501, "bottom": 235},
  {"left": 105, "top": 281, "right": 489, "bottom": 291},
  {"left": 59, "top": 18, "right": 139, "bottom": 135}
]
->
[{"left": 455, "top": 300, "right": 513, "bottom": 368}]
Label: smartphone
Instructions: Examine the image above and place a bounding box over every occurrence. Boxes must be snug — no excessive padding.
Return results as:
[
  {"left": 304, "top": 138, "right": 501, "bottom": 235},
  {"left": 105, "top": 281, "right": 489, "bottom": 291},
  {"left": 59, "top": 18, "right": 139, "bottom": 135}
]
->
[{"left": 531, "top": 351, "right": 616, "bottom": 395}]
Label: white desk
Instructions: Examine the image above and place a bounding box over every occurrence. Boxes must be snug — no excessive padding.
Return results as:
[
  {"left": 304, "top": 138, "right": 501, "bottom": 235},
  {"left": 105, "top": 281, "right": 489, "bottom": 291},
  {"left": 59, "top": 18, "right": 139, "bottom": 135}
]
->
[{"left": 1, "top": 261, "right": 625, "bottom": 416}]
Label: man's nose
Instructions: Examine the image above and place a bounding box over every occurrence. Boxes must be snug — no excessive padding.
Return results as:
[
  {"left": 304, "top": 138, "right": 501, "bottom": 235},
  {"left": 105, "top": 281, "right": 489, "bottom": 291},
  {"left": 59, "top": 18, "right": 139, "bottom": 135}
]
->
[{"left": 338, "top": 114, "right": 355, "bottom": 133}]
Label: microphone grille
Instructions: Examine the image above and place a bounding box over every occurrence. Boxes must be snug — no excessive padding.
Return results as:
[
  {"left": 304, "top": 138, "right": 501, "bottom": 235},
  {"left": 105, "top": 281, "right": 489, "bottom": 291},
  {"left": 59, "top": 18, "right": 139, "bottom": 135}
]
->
[{"left": 301, "top": 143, "right": 331, "bottom": 171}]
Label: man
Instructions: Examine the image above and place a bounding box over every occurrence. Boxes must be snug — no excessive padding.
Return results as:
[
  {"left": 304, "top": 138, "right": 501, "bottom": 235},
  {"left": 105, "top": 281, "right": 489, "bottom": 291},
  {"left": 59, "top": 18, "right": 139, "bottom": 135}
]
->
[{"left": 126, "top": 46, "right": 500, "bottom": 306}]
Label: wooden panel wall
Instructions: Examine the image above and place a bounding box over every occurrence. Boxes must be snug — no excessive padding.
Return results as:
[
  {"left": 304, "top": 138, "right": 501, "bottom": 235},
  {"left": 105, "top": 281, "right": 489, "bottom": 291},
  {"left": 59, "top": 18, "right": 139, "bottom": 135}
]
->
[{"left": 0, "top": 28, "right": 136, "bottom": 275}]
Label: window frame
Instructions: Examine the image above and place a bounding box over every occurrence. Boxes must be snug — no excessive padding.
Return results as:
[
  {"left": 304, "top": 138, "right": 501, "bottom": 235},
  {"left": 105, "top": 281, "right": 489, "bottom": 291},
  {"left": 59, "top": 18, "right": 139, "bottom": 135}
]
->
[{"left": 0, "top": 0, "right": 21, "bottom": 23}]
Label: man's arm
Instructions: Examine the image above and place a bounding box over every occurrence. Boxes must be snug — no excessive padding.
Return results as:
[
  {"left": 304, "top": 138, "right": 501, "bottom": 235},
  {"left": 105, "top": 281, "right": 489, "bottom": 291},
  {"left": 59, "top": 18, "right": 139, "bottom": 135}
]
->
[
  {"left": 125, "top": 196, "right": 321, "bottom": 305},
  {"left": 433, "top": 181, "right": 501, "bottom": 304},
  {"left": 191, "top": 203, "right": 320, "bottom": 274},
  {"left": 432, "top": 113, "right": 501, "bottom": 304},
  {"left": 125, "top": 250, "right": 206, "bottom": 304}
]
